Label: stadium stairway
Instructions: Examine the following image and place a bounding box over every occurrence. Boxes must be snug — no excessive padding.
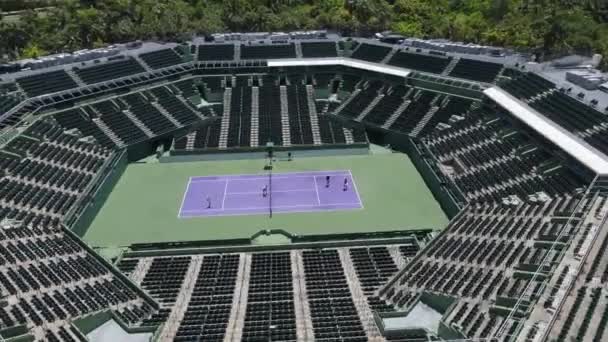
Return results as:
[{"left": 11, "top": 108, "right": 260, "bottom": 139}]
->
[
  {"left": 380, "top": 47, "right": 398, "bottom": 64},
  {"left": 410, "top": 95, "right": 444, "bottom": 137},
  {"left": 305, "top": 85, "right": 323, "bottom": 145},
  {"left": 442, "top": 57, "right": 460, "bottom": 76},
  {"left": 92, "top": 117, "right": 125, "bottom": 147},
  {"left": 339, "top": 249, "right": 384, "bottom": 339},
  {"left": 343, "top": 127, "right": 355, "bottom": 144},
  {"left": 280, "top": 85, "right": 292, "bottom": 146},
  {"left": 250, "top": 86, "right": 260, "bottom": 147},
  {"left": 332, "top": 89, "right": 361, "bottom": 115},
  {"left": 123, "top": 109, "right": 154, "bottom": 138},
  {"left": 383, "top": 99, "right": 412, "bottom": 129},
  {"left": 65, "top": 69, "right": 86, "bottom": 88},
  {"left": 158, "top": 256, "right": 204, "bottom": 342},
  {"left": 356, "top": 92, "right": 385, "bottom": 122},
  {"left": 150, "top": 102, "right": 182, "bottom": 127},
  {"left": 224, "top": 253, "right": 250, "bottom": 342},
  {"left": 219, "top": 88, "right": 232, "bottom": 148}
]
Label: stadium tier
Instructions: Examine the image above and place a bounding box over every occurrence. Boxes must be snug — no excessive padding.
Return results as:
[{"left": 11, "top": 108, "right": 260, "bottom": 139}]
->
[
  {"left": 0, "top": 35, "right": 607, "bottom": 342},
  {"left": 387, "top": 50, "right": 453, "bottom": 74},
  {"left": 138, "top": 48, "right": 184, "bottom": 69},
  {"left": 301, "top": 41, "right": 338, "bottom": 58},
  {"left": 448, "top": 58, "right": 504, "bottom": 83},
  {"left": 197, "top": 44, "right": 236, "bottom": 61}
]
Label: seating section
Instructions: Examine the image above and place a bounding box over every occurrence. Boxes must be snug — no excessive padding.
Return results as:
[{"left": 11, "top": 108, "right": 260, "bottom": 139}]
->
[
  {"left": 17, "top": 70, "right": 78, "bottom": 97},
  {"left": 448, "top": 58, "right": 503, "bottom": 83},
  {"left": 335, "top": 80, "right": 384, "bottom": 119},
  {"left": 349, "top": 247, "right": 400, "bottom": 313},
  {"left": 302, "top": 249, "right": 367, "bottom": 341},
  {"left": 502, "top": 72, "right": 608, "bottom": 156},
  {"left": 227, "top": 86, "right": 253, "bottom": 147},
  {"left": 139, "top": 257, "right": 191, "bottom": 326},
  {"left": 92, "top": 100, "right": 148, "bottom": 144},
  {"left": 122, "top": 93, "right": 177, "bottom": 135},
  {"left": 0, "top": 119, "right": 115, "bottom": 227},
  {"left": 500, "top": 72, "right": 554, "bottom": 100},
  {"left": 388, "top": 51, "right": 452, "bottom": 74},
  {"left": 74, "top": 58, "right": 146, "bottom": 84},
  {"left": 241, "top": 44, "right": 296, "bottom": 59},
  {"left": 139, "top": 48, "right": 183, "bottom": 69},
  {"left": 389, "top": 90, "right": 436, "bottom": 132},
  {"left": 243, "top": 252, "right": 296, "bottom": 341},
  {"left": 173, "top": 78, "right": 367, "bottom": 151},
  {"left": 0, "top": 218, "right": 154, "bottom": 333},
  {"left": 360, "top": 85, "right": 409, "bottom": 126},
  {"left": 381, "top": 197, "right": 585, "bottom": 339},
  {"left": 198, "top": 44, "right": 235, "bottom": 61},
  {"left": 286, "top": 84, "right": 314, "bottom": 145},
  {"left": 175, "top": 254, "right": 240, "bottom": 342},
  {"left": 350, "top": 43, "right": 391, "bottom": 63},
  {"left": 150, "top": 86, "right": 202, "bottom": 125},
  {"left": 419, "top": 105, "right": 586, "bottom": 203},
  {"left": 301, "top": 42, "right": 338, "bottom": 58}
]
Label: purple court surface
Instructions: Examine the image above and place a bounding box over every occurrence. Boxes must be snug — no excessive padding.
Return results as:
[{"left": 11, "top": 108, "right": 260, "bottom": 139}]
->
[{"left": 178, "top": 170, "right": 363, "bottom": 218}]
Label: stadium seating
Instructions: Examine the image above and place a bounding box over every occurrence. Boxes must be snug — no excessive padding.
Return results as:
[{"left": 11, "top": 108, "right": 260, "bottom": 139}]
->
[
  {"left": 122, "top": 93, "right": 177, "bottom": 135},
  {"left": 501, "top": 73, "right": 608, "bottom": 157},
  {"left": 92, "top": 100, "right": 148, "bottom": 144},
  {"left": 286, "top": 84, "right": 314, "bottom": 145},
  {"left": 302, "top": 249, "right": 367, "bottom": 341},
  {"left": 363, "top": 85, "right": 409, "bottom": 126},
  {"left": 17, "top": 70, "right": 78, "bottom": 97},
  {"left": 448, "top": 58, "right": 503, "bottom": 83},
  {"left": 241, "top": 43, "right": 296, "bottom": 59},
  {"left": 174, "top": 254, "right": 240, "bottom": 341},
  {"left": 350, "top": 43, "right": 391, "bottom": 63},
  {"left": 390, "top": 90, "right": 436, "bottom": 132},
  {"left": 0, "top": 119, "right": 115, "bottom": 226},
  {"left": 0, "top": 219, "right": 155, "bottom": 331},
  {"left": 381, "top": 197, "right": 584, "bottom": 339},
  {"left": 149, "top": 86, "right": 202, "bottom": 125},
  {"left": 387, "top": 51, "right": 453, "bottom": 74},
  {"left": 74, "top": 57, "right": 146, "bottom": 84},
  {"left": 335, "top": 80, "right": 384, "bottom": 118},
  {"left": 227, "top": 86, "right": 253, "bottom": 147},
  {"left": 139, "top": 256, "right": 191, "bottom": 326},
  {"left": 243, "top": 252, "right": 297, "bottom": 341},
  {"left": 53, "top": 108, "right": 117, "bottom": 148},
  {"left": 258, "top": 82, "right": 285, "bottom": 146},
  {"left": 139, "top": 48, "right": 184, "bottom": 69},
  {"left": 419, "top": 105, "right": 585, "bottom": 202},
  {"left": 301, "top": 41, "right": 338, "bottom": 57},
  {"left": 198, "top": 44, "right": 235, "bottom": 61}
]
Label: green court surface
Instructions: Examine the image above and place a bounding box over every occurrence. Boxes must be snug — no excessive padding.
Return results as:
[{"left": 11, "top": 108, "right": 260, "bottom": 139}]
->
[{"left": 83, "top": 153, "right": 448, "bottom": 247}]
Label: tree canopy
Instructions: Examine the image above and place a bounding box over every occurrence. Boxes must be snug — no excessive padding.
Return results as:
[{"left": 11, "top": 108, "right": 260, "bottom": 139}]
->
[{"left": 0, "top": 0, "right": 607, "bottom": 69}]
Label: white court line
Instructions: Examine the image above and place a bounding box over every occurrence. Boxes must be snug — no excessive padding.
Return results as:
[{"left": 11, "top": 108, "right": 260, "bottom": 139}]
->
[
  {"left": 177, "top": 176, "right": 194, "bottom": 218},
  {"left": 226, "top": 189, "right": 314, "bottom": 195},
  {"left": 312, "top": 175, "right": 321, "bottom": 205},
  {"left": 348, "top": 170, "right": 364, "bottom": 209},
  {"left": 191, "top": 170, "right": 350, "bottom": 180},
  {"left": 181, "top": 201, "right": 362, "bottom": 212},
  {"left": 190, "top": 174, "right": 348, "bottom": 183},
  {"left": 221, "top": 179, "right": 229, "bottom": 209}
]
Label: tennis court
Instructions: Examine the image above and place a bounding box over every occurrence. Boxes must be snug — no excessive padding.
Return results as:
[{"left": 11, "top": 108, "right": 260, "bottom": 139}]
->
[
  {"left": 178, "top": 170, "right": 362, "bottom": 217},
  {"left": 83, "top": 153, "right": 449, "bottom": 246}
]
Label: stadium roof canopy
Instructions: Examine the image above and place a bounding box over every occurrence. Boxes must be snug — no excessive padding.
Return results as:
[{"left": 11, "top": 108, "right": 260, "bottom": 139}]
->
[
  {"left": 485, "top": 86, "right": 608, "bottom": 175},
  {"left": 267, "top": 57, "right": 411, "bottom": 78}
]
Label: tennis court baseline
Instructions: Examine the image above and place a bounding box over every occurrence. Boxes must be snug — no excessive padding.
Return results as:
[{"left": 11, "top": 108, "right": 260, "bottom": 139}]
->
[{"left": 178, "top": 170, "right": 362, "bottom": 217}]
